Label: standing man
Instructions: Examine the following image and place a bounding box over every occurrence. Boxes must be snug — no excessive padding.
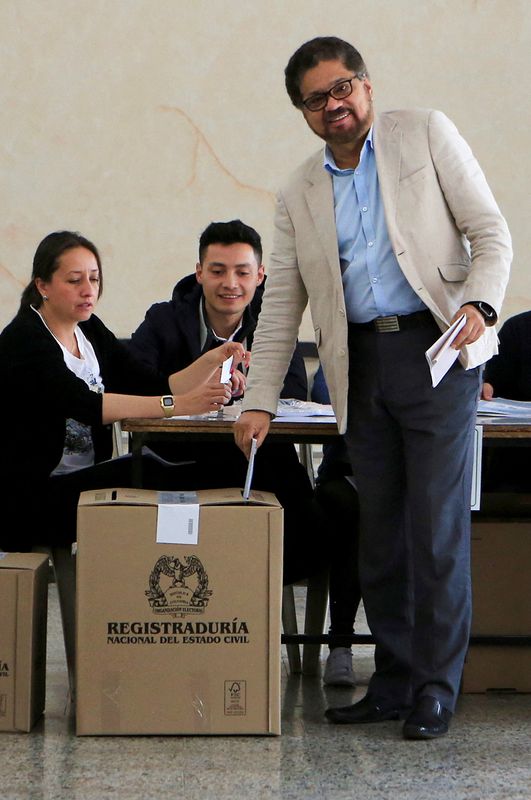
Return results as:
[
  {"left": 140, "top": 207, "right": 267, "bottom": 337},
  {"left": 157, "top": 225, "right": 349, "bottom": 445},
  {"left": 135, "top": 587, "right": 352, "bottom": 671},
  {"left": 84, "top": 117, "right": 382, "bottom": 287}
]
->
[{"left": 234, "top": 37, "right": 512, "bottom": 739}]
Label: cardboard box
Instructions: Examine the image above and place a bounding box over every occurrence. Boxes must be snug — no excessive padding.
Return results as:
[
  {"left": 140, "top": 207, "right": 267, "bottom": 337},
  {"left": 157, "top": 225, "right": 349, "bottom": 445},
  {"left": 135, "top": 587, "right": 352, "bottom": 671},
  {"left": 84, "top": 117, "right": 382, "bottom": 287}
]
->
[
  {"left": 463, "top": 517, "right": 531, "bottom": 693},
  {"left": 470, "top": 519, "right": 531, "bottom": 634},
  {"left": 76, "top": 488, "right": 283, "bottom": 736},
  {"left": 462, "top": 647, "right": 531, "bottom": 693},
  {"left": 0, "top": 552, "right": 48, "bottom": 732}
]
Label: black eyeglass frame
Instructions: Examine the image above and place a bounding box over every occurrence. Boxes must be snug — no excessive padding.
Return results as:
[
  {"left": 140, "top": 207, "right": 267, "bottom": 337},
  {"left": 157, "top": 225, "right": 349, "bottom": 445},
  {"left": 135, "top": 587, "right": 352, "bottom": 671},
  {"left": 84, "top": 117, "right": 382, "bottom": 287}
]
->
[{"left": 301, "top": 73, "right": 367, "bottom": 112}]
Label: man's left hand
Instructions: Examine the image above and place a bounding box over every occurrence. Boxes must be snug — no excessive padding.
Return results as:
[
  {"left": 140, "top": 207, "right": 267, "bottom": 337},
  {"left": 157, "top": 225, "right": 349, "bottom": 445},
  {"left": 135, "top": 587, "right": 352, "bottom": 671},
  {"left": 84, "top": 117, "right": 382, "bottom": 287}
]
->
[{"left": 451, "top": 304, "right": 486, "bottom": 349}]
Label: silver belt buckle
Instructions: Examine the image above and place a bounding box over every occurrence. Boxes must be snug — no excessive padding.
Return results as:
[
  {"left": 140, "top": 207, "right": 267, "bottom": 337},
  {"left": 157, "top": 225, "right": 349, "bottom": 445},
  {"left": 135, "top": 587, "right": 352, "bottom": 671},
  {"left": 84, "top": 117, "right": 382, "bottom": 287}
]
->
[{"left": 374, "top": 315, "right": 400, "bottom": 333}]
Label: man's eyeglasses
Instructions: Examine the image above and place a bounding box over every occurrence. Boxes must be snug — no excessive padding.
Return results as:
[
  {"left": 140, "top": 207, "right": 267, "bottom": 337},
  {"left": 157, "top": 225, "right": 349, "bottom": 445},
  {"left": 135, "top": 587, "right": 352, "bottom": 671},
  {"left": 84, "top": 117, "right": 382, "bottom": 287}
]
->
[{"left": 302, "top": 74, "right": 366, "bottom": 112}]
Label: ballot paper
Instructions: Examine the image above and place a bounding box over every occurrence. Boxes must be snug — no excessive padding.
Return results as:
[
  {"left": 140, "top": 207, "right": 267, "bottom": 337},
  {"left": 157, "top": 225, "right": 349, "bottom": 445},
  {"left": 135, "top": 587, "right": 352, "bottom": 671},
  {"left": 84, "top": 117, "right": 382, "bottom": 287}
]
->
[
  {"left": 220, "top": 355, "right": 233, "bottom": 384},
  {"left": 477, "top": 397, "right": 531, "bottom": 418},
  {"left": 425, "top": 314, "right": 466, "bottom": 388},
  {"left": 243, "top": 437, "right": 258, "bottom": 500}
]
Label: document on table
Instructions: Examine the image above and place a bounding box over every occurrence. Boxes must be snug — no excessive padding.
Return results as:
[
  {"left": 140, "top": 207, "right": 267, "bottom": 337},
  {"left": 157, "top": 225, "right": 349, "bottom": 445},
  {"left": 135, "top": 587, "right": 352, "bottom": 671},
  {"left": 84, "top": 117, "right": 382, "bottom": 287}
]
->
[
  {"left": 477, "top": 397, "right": 531, "bottom": 418},
  {"left": 276, "top": 399, "right": 335, "bottom": 417},
  {"left": 425, "top": 314, "right": 466, "bottom": 388}
]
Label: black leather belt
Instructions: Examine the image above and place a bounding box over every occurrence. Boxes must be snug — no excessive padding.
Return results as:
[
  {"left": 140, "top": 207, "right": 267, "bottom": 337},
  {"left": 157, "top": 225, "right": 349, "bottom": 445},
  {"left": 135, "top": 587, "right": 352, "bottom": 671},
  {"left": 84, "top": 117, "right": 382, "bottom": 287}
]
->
[{"left": 348, "top": 309, "right": 434, "bottom": 333}]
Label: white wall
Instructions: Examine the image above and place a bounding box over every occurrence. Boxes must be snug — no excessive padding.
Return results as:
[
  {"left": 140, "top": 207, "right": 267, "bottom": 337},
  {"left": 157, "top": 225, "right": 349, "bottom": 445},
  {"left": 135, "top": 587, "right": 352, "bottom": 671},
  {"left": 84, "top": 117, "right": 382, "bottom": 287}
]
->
[{"left": 1, "top": 0, "right": 529, "bottom": 338}]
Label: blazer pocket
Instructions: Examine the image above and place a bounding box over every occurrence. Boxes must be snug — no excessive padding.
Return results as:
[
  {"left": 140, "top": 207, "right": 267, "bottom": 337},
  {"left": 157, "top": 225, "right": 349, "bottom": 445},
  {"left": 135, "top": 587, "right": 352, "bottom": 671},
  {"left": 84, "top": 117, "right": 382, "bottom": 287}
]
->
[
  {"left": 399, "top": 165, "right": 427, "bottom": 188},
  {"left": 438, "top": 262, "right": 470, "bottom": 282}
]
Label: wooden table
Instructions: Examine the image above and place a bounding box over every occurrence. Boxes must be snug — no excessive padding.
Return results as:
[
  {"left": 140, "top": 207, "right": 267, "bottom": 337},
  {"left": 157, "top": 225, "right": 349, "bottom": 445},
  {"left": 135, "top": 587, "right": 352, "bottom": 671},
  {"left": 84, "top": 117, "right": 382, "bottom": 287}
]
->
[{"left": 122, "top": 414, "right": 339, "bottom": 444}]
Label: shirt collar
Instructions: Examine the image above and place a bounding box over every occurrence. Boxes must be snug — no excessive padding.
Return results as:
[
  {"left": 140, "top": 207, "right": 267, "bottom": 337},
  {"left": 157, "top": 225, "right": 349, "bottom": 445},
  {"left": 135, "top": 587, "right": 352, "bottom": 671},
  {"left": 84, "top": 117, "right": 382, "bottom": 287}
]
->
[
  {"left": 323, "top": 125, "right": 374, "bottom": 175},
  {"left": 198, "top": 296, "right": 243, "bottom": 351}
]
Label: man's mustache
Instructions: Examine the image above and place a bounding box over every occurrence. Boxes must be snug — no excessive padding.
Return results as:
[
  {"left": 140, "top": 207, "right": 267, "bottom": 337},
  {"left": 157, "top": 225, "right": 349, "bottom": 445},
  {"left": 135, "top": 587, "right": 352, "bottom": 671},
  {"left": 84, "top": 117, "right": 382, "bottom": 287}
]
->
[{"left": 325, "top": 107, "right": 351, "bottom": 121}]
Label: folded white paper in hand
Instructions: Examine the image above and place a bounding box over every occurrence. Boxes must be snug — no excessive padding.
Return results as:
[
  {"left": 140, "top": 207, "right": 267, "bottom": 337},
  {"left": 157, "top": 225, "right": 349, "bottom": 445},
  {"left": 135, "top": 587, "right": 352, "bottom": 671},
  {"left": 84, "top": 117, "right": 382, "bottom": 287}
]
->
[
  {"left": 425, "top": 314, "right": 466, "bottom": 388},
  {"left": 243, "top": 437, "right": 257, "bottom": 500},
  {"left": 220, "top": 355, "right": 233, "bottom": 384}
]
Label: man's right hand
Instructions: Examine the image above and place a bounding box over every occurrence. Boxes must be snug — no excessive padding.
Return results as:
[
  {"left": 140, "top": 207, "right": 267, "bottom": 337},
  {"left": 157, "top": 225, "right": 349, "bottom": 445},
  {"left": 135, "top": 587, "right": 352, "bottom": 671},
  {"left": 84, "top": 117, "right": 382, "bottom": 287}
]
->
[{"left": 234, "top": 410, "right": 271, "bottom": 458}]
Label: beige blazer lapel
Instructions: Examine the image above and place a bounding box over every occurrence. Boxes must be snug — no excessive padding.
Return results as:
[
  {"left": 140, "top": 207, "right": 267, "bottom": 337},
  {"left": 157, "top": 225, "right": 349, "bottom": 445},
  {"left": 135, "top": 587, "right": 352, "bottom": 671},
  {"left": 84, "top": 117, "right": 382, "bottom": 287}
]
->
[
  {"left": 373, "top": 113, "right": 404, "bottom": 254},
  {"left": 303, "top": 155, "right": 342, "bottom": 279}
]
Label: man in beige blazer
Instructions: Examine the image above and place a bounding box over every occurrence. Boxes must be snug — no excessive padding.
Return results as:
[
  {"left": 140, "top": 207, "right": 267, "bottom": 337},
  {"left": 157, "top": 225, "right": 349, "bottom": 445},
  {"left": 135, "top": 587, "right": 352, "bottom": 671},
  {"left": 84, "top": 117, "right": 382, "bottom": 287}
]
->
[{"left": 235, "top": 37, "right": 512, "bottom": 739}]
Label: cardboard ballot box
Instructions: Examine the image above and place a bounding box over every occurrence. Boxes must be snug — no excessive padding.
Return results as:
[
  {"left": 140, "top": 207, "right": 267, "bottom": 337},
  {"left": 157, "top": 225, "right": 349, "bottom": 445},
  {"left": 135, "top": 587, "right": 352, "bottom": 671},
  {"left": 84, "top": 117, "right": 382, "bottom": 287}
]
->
[
  {"left": 462, "top": 647, "right": 531, "bottom": 693},
  {"left": 76, "top": 488, "right": 283, "bottom": 736},
  {"left": 0, "top": 552, "right": 48, "bottom": 732},
  {"left": 462, "top": 516, "right": 531, "bottom": 693}
]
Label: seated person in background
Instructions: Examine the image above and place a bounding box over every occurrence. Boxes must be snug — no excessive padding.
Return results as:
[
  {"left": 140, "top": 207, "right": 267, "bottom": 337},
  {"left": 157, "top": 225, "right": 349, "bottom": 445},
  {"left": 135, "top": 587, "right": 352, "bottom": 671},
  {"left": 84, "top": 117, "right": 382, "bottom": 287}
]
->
[
  {"left": 311, "top": 364, "right": 361, "bottom": 687},
  {"left": 482, "top": 310, "right": 531, "bottom": 401},
  {"left": 128, "top": 219, "right": 321, "bottom": 584},
  {"left": 0, "top": 230, "right": 245, "bottom": 552},
  {"left": 481, "top": 310, "right": 531, "bottom": 492}
]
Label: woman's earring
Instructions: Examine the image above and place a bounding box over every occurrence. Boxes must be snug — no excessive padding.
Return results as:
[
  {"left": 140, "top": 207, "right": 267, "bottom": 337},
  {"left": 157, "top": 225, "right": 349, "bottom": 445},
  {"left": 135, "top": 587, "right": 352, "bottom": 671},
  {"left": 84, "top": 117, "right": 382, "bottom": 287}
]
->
[{"left": 42, "top": 295, "right": 49, "bottom": 301}]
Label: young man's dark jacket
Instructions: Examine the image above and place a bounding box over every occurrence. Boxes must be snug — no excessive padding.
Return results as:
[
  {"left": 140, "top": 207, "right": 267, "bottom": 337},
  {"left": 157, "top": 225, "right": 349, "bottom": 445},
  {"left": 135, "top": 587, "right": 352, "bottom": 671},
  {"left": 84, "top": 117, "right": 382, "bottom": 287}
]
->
[{"left": 128, "top": 274, "right": 307, "bottom": 399}]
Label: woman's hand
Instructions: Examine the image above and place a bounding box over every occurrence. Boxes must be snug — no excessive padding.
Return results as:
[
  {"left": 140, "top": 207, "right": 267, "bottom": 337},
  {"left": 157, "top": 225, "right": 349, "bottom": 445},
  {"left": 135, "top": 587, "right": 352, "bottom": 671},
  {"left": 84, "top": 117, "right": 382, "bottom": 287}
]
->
[
  {"left": 209, "top": 341, "right": 251, "bottom": 372},
  {"left": 177, "top": 381, "right": 232, "bottom": 416},
  {"left": 168, "top": 342, "right": 250, "bottom": 396}
]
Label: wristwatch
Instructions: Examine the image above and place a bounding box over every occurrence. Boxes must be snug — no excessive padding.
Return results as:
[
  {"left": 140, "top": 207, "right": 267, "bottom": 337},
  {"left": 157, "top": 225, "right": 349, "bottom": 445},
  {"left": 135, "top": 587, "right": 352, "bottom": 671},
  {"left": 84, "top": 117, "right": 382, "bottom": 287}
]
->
[
  {"left": 160, "top": 395, "right": 175, "bottom": 417},
  {"left": 465, "top": 301, "right": 497, "bottom": 325}
]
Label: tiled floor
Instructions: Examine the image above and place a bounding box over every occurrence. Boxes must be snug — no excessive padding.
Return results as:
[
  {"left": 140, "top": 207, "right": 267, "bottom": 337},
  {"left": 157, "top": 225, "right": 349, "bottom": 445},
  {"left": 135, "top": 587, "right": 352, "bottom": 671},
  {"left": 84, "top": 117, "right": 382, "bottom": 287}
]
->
[{"left": 3, "top": 584, "right": 530, "bottom": 800}]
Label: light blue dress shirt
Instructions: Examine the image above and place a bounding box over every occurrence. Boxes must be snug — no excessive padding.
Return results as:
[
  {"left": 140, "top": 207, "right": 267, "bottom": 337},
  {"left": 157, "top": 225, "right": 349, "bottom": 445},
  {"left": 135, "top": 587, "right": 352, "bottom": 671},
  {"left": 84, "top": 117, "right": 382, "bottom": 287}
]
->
[{"left": 324, "top": 129, "right": 427, "bottom": 323}]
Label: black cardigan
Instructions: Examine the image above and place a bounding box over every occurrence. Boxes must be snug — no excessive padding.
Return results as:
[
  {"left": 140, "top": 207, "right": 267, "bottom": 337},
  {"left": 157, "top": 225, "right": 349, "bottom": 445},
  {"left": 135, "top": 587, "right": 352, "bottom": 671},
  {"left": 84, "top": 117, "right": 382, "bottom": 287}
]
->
[{"left": 0, "top": 308, "right": 169, "bottom": 488}]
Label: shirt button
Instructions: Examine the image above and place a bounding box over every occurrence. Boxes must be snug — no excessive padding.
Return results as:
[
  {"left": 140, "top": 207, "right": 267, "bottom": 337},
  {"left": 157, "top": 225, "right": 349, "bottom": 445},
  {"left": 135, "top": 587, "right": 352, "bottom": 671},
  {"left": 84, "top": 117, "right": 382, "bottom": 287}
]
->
[
  {"left": 368, "top": 241, "right": 374, "bottom": 247},
  {"left": 362, "top": 206, "right": 368, "bottom": 212},
  {"left": 372, "top": 278, "right": 378, "bottom": 283},
  {"left": 338, "top": 348, "right": 346, "bottom": 357}
]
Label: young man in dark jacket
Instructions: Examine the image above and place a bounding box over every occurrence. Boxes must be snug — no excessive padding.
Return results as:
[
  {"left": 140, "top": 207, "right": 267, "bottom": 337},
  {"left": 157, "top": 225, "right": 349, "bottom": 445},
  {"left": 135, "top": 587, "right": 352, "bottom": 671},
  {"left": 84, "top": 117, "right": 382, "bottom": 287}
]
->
[{"left": 128, "top": 219, "right": 320, "bottom": 584}]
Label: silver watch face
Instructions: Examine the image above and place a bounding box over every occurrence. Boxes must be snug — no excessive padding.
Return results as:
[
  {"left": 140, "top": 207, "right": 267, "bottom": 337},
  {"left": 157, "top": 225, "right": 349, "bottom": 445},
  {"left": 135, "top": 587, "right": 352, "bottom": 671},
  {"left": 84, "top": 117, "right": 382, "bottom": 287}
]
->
[{"left": 162, "top": 396, "right": 174, "bottom": 407}]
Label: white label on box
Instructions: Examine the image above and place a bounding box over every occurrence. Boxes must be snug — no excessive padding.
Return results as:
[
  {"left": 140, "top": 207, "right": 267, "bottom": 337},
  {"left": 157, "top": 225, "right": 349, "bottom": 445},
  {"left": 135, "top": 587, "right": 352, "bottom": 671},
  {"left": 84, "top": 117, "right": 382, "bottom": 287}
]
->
[{"left": 156, "top": 504, "right": 200, "bottom": 544}]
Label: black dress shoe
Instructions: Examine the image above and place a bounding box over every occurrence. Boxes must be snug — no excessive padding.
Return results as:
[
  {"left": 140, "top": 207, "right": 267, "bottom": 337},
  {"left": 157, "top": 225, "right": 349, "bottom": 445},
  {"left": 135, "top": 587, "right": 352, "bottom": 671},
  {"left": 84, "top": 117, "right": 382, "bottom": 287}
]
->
[
  {"left": 403, "top": 695, "right": 452, "bottom": 740},
  {"left": 325, "top": 693, "right": 406, "bottom": 725}
]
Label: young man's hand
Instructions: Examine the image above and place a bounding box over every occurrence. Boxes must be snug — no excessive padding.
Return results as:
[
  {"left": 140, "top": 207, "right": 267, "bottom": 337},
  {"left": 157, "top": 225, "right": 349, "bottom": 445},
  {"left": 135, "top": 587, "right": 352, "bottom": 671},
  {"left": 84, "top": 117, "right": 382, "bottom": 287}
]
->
[{"left": 229, "top": 369, "right": 247, "bottom": 398}]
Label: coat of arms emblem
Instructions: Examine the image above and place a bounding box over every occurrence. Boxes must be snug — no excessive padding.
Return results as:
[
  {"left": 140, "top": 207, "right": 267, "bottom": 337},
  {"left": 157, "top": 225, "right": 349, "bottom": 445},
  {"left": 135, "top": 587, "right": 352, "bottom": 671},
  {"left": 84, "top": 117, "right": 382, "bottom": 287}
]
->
[{"left": 145, "top": 555, "right": 211, "bottom": 615}]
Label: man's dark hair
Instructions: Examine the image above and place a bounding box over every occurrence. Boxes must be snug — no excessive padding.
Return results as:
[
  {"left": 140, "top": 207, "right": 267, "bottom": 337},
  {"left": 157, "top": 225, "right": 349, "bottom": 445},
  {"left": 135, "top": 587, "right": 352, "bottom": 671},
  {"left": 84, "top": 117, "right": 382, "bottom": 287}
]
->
[
  {"left": 20, "top": 230, "right": 103, "bottom": 311},
  {"left": 198, "top": 219, "right": 262, "bottom": 265},
  {"left": 285, "top": 36, "right": 368, "bottom": 108}
]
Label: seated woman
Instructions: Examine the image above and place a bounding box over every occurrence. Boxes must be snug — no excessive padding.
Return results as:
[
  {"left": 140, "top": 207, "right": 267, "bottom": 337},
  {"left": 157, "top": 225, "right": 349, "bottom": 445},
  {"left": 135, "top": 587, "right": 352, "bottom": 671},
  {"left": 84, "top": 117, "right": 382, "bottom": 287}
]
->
[{"left": 0, "top": 231, "right": 247, "bottom": 552}]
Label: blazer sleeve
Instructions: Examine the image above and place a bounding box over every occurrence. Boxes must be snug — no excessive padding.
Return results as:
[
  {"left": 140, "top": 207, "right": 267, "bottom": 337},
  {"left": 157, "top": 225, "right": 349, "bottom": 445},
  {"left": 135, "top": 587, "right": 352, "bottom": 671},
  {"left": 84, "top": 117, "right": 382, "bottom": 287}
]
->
[
  {"left": 243, "top": 191, "right": 309, "bottom": 416},
  {"left": 428, "top": 110, "right": 512, "bottom": 314}
]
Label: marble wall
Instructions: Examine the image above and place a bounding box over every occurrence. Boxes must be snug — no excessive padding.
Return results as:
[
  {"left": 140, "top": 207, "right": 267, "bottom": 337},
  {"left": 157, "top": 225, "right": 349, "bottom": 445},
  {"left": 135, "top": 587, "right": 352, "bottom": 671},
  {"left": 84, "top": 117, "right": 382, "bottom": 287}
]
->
[{"left": 1, "top": 0, "right": 529, "bottom": 339}]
